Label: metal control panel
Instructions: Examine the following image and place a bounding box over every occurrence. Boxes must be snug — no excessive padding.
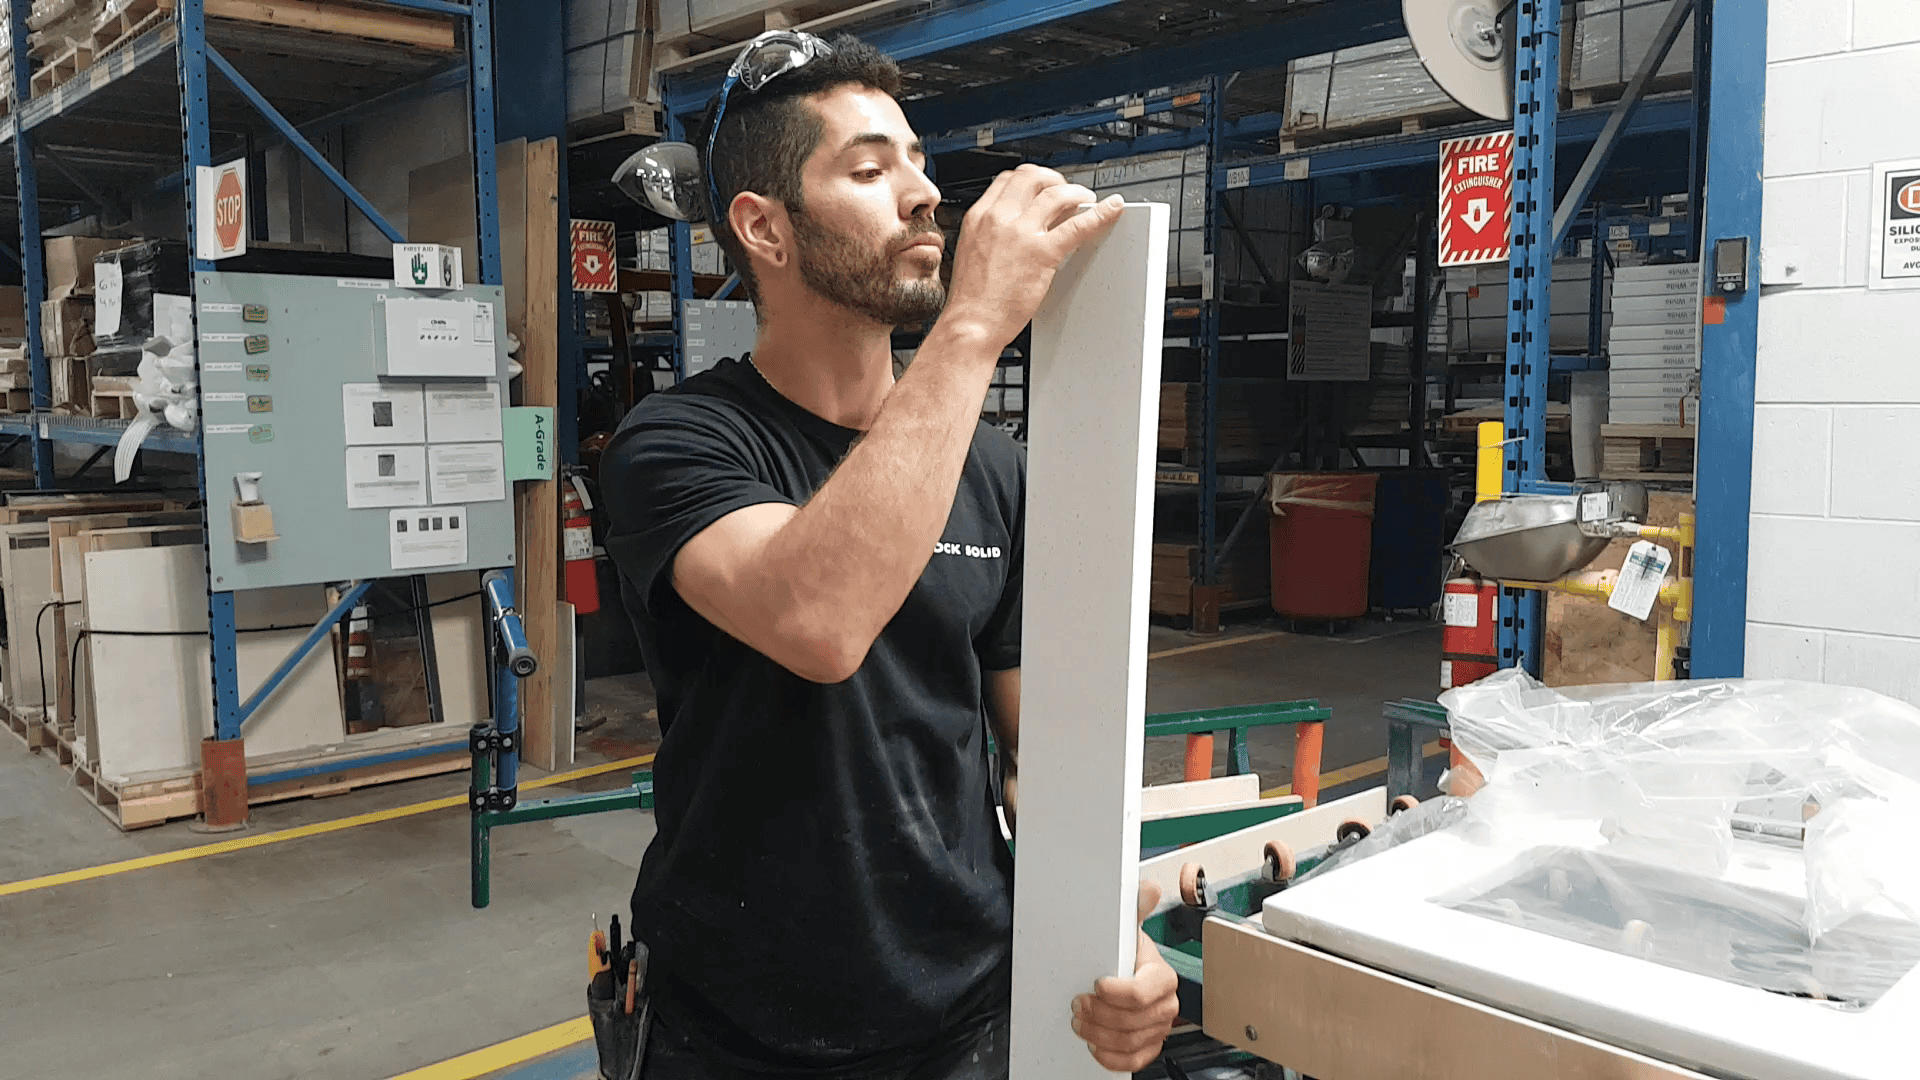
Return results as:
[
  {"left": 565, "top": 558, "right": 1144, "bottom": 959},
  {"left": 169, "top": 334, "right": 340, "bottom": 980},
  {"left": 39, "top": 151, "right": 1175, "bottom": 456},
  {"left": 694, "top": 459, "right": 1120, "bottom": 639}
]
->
[{"left": 198, "top": 272, "right": 518, "bottom": 591}]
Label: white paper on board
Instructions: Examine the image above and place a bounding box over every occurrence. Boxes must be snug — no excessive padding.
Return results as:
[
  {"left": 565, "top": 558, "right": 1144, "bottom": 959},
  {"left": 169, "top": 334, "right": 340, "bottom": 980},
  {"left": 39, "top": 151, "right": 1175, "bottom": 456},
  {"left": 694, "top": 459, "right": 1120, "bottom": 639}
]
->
[
  {"left": 424, "top": 381, "right": 504, "bottom": 443},
  {"left": 343, "top": 382, "right": 426, "bottom": 445},
  {"left": 388, "top": 506, "right": 468, "bottom": 570},
  {"left": 95, "top": 261, "right": 125, "bottom": 337},
  {"left": 345, "top": 445, "right": 428, "bottom": 509},
  {"left": 427, "top": 442, "right": 507, "bottom": 504}
]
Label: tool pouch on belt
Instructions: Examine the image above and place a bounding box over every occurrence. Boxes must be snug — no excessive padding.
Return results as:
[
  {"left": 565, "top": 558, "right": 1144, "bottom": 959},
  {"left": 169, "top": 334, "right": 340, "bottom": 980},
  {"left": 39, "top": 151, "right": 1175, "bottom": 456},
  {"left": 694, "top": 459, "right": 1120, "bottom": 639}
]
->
[{"left": 588, "top": 944, "right": 650, "bottom": 1080}]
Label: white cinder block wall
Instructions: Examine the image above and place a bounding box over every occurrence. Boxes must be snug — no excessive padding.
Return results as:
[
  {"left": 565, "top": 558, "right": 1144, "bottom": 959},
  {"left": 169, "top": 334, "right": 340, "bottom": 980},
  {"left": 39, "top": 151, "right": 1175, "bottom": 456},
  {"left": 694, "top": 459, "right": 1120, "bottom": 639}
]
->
[{"left": 1747, "top": 0, "right": 1920, "bottom": 704}]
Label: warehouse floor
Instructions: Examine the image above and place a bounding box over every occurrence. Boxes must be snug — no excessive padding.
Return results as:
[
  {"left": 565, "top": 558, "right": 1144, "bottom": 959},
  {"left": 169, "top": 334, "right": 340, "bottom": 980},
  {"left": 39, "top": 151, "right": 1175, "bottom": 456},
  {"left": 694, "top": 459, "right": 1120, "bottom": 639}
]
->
[{"left": 0, "top": 618, "right": 1440, "bottom": 1080}]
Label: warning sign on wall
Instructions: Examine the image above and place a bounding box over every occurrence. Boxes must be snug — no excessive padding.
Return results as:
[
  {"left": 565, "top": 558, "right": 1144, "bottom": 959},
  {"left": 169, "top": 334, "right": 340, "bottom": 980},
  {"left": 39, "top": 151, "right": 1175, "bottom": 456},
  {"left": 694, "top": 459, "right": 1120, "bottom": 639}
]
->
[
  {"left": 1438, "top": 132, "right": 1514, "bottom": 267},
  {"left": 1872, "top": 159, "right": 1920, "bottom": 290},
  {"left": 570, "top": 220, "right": 618, "bottom": 293}
]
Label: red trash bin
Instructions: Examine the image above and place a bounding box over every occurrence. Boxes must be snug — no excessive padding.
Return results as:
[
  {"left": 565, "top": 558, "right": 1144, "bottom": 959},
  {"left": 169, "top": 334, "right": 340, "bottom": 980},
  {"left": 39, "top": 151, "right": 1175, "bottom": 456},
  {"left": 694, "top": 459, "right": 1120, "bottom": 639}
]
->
[{"left": 1268, "top": 472, "right": 1379, "bottom": 619}]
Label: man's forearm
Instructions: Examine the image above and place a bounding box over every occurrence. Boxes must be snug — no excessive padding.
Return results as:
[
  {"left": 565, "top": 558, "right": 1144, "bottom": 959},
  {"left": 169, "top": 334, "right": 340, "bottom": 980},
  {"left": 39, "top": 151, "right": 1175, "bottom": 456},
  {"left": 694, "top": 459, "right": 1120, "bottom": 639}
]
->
[{"left": 753, "top": 322, "right": 1001, "bottom": 674}]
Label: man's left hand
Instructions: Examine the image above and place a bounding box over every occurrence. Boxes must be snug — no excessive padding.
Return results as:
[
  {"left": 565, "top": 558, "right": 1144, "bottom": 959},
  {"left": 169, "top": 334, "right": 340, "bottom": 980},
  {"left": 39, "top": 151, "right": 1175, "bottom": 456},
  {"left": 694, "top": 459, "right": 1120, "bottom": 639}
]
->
[{"left": 1070, "top": 881, "right": 1180, "bottom": 1073}]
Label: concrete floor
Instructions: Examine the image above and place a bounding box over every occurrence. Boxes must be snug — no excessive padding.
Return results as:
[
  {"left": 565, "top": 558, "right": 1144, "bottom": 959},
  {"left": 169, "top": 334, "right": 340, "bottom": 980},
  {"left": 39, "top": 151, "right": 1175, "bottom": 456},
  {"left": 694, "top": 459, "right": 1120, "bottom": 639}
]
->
[{"left": 0, "top": 617, "right": 1438, "bottom": 1080}]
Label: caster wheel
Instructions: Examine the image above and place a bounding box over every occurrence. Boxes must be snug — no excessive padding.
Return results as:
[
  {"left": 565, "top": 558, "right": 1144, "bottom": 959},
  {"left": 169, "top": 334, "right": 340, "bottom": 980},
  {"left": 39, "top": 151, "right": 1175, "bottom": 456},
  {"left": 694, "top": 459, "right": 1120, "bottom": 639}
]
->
[
  {"left": 1337, "top": 819, "right": 1371, "bottom": 844},
  {"left": 1263, "top": 840, "right": 1297, "bottom": 885},
  {"left": 1389, "top": 794, "right": 1420, "bottom": 815},
  {"left": 1178, "top": 862, "right": 1209, "bottom": 908}
]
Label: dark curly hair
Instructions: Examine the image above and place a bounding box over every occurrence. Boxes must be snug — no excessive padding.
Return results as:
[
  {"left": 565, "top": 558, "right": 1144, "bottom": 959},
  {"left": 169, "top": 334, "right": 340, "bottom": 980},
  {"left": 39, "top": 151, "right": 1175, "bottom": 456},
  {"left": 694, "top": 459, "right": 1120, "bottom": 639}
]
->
[{"left": 694, "top": 34, "right": 903, "bottom": 304}]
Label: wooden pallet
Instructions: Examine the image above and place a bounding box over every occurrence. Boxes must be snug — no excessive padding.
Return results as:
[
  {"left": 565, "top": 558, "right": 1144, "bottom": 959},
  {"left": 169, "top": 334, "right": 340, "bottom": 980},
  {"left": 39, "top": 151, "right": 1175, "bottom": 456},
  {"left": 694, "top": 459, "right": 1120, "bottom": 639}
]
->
[
  {"left": 1277, "top": 111, "right": 1464, "bottom": 152},
  {"left": 1440, "top": 403, "right": 1574, "bottom": 437},
  {"left": 90, "top": 0, "right": 168, "bottom": 61},
  {"left": 29, "top": 43, "right": 95, "bottom": 97},
  {"left": 658, "top": 0, "right": 902, "bottom": 68},
  {"left": 2, "top": 704, "right": 58, "bottom": 753},
  {"left": 55, "top": 724, "right": 470, "bottom": 830},
  {"left": 1600, "top": 423, "right": 1695, "bottom": 480},
  {"left": 1569, "top": 74, "right": 1694, "bottom": 111},
  {"left": 157, "top": 0, "right": 457, "bottom": 50},
  {"left": 89, "top": 387, "right": 139, "bottom": 420}
]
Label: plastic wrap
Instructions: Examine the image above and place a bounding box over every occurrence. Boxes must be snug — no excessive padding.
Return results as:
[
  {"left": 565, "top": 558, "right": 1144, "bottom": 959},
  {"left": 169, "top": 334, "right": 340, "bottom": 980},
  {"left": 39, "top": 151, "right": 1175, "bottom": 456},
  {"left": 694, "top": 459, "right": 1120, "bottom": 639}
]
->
[
  {"left": 1285, "top": 38, "right": 1462, "bottom": 135},
  {"left": 1295, "top": 795, "right": 1472, "bottom": 886},
  {"left": 93, "top": 239, "right": 190, "bottom": 355},
  {"left": 1439, "top": 669, "right": 1920, "bottom": 946}
]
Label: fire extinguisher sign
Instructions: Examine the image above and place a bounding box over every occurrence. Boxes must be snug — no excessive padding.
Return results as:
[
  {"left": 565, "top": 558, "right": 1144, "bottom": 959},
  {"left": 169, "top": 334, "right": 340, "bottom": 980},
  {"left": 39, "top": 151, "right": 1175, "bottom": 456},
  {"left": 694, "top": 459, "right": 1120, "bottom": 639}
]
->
[
  {"left": 1872, "top": 158, "right": 1920, "bottom": 290},
  {"left": 1438, "top": 132, "right": 1514, "bottom": 267}
]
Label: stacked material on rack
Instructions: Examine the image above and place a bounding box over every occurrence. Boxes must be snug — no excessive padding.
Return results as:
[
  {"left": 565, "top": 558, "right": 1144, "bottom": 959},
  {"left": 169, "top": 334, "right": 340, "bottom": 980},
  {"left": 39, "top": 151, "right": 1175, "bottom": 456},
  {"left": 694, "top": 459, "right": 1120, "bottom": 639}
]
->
[
  {"left": 1445, "top": 258, "right": 1609, "bottom": 354},
  {"left": 1158, "top": 380, "right": 1295, "bottom": 466},
  {"left": 1283, "top": 38, "right": 1470, "bottom": 140},
  {"left": 1608, "top": 262, "right": 1699, "bottom": 425},
  {"left": 1569, "top": 0, "right": 1695, "bottom": 98}
]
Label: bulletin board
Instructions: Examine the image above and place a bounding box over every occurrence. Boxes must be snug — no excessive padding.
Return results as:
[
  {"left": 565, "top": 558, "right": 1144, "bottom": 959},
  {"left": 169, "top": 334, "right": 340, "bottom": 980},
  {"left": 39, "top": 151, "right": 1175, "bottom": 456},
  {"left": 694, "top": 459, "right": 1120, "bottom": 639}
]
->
[{"left": 197, "top": 271, "right": 519, "bottom": 592}]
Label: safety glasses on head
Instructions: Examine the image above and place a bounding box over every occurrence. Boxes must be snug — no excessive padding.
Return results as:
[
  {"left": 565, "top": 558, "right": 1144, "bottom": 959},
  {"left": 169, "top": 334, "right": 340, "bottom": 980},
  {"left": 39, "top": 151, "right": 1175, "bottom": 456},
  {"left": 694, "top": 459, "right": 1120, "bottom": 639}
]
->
[
  {"left": 704, "top": 31, "right": 836, "bottom": 222},
  {"left": 608, "top": 30, "right": 834, "bottom": 224}
]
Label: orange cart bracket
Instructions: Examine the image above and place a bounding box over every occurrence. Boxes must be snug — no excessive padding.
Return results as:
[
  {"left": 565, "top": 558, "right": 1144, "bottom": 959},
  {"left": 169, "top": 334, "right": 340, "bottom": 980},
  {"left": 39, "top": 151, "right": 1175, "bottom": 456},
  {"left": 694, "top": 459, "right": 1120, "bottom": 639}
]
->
[{"left": 1144, "top": 700, "right": 1331, "bottom": 803}]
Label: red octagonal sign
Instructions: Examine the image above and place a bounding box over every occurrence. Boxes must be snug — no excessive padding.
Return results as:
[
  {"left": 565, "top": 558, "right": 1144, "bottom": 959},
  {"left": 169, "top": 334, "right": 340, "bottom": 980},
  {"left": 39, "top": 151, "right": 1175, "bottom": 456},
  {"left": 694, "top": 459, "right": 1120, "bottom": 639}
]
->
[
  {"left": 212, "top": 167, "right": 245, "bottom": 255},
  {"left": 1438, "top": 132, "right": 1514, "bottom": 267}
]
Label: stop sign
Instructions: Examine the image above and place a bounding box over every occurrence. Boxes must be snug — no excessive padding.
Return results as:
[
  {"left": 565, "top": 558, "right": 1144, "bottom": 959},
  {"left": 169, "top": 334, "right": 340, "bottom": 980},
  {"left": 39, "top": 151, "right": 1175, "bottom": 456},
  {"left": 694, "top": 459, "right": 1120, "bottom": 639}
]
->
[{"left": 212, "top": 167, "right": 245, "bottom": 253}]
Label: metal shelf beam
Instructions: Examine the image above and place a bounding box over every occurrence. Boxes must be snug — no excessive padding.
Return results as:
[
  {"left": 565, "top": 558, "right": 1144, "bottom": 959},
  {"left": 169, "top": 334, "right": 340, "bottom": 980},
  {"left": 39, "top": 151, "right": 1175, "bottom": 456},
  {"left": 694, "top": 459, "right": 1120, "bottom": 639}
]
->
[{"left": 1218, "top": 96, "right": 1694, "bottom": 189}]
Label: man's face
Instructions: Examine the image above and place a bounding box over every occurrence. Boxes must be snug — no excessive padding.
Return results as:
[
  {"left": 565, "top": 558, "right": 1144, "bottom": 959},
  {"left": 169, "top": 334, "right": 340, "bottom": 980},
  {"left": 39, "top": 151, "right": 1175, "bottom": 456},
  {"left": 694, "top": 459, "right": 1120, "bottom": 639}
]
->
[{"left": 789, "top": 85, "right": 945, "bottom": 326}]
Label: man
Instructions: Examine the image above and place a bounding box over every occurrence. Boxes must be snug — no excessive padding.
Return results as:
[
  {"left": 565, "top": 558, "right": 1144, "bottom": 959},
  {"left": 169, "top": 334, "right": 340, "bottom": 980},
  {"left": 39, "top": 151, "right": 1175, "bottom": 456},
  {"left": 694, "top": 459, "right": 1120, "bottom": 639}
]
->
[{"left": 603, "top": 32, "right": 1179, "bottom": 1079}]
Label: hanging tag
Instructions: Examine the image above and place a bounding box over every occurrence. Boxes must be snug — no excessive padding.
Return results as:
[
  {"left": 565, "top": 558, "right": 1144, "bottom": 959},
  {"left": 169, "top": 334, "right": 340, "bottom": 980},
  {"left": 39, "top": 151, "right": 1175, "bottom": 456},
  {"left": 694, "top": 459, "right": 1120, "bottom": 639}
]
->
[{"left": 1608, "top": 540, "right": 1673, "bottom": 622}]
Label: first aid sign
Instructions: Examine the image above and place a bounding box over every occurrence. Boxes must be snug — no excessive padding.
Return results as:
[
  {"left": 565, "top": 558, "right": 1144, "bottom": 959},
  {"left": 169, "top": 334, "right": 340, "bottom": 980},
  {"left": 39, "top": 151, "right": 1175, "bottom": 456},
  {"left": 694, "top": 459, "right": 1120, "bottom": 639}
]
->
[{"left": 1438, "top": 132, "right": 1513, "bottom": 267}]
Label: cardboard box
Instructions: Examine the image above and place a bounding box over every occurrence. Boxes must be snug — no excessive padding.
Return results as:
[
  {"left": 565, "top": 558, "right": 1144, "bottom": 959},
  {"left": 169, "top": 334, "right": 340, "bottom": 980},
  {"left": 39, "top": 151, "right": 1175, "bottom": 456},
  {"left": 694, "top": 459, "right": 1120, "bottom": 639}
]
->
[
  {"left": 40, "top": 297, "right": 94, "bottom": 357},
  {"left": 43, "top": 236, "right": 122, "bottom": 300},
  {"left": 0, "top": 287, "right": 24, "bottom": 340}
]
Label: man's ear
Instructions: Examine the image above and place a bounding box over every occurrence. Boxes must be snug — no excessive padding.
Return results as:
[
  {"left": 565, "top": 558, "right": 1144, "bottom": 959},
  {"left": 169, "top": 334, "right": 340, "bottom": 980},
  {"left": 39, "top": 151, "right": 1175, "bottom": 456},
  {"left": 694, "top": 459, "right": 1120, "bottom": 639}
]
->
[{"left": 730, "top": 192, "right": 791, "bottom": 276}]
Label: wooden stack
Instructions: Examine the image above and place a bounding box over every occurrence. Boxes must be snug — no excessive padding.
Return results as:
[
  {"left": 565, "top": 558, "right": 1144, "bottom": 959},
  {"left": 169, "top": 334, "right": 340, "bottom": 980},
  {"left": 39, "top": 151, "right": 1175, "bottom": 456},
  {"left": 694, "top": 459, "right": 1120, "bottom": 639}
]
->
[
  {"left": 1159, "top": 380, "right": 1293, "bottom": 466},
  {"left": 1150, "top": 534, "right": 1271, "bottom": 620},
  {"left": 1600, "top": 423, "right": 1695, "bottom": 483},
  {"left": 0, "top": 345, "right": 29, "bottom": 414}
]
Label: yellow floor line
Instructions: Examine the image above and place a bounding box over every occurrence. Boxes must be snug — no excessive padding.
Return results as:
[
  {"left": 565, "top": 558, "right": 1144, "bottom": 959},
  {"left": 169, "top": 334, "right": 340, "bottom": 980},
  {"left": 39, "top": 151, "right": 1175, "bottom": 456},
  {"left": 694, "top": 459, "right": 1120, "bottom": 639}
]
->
[
  {"left": 385, "top": 743, "right": 1449, "bottom": 1080},
  {"left": 1147, "top": 630, "right": 1290, "bottom": 661},
  {"left": 0, "top": 753, "right": 655, "bottom": 898},
  {"left": 1261, "top": 741, "right": 1446, "bottom": 798},
  {"left": 387, "top": 1015, "right": 593, "bottom": 1080}
]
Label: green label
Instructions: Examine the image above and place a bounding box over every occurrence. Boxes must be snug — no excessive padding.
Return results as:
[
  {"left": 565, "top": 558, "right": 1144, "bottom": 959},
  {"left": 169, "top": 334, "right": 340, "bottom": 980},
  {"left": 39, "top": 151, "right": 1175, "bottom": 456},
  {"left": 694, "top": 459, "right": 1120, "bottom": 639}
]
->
[
  {"left": 244, "top": 334, "right": 270, "bottom": 355},
  {"left": 247, "top": 424, "right": 273, "bottom": 444},
  {"left": 245, "top": 364, "right": 271, "bottom": 382},
  {"left": 242, "top": 304, "right": 269, "bottom": 323},
  {"left": 247, "top": 395, "right": 272, "bottom": 414}
]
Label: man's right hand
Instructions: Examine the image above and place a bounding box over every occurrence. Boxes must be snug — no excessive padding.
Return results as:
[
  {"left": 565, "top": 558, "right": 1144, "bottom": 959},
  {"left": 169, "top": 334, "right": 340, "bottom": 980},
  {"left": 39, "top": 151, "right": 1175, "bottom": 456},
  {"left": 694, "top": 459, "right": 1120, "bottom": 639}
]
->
[{"left": 939, "top": 164, "right": 1126, "bottom": 350}]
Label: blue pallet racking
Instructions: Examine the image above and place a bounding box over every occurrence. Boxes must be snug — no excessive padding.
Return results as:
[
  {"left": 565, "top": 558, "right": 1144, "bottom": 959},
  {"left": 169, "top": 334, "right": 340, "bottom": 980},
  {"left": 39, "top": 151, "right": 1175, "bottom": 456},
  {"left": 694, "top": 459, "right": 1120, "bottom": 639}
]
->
[
  {"left": 656, "top": 0, "right": 1757, "bottom": 671},
  {"left": 1, "top": 0, "right": 508, "bottom": 806}
]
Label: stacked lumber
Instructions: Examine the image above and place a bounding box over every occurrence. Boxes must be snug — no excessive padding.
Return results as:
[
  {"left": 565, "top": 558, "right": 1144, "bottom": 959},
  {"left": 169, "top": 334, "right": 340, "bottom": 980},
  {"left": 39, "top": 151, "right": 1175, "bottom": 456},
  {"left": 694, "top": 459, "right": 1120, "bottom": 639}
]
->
[
  {"left": 1149, "top": 536, "right": 1271, "bottom": 620},
  {"left": 1159, "top": 380, "right": 1294, "bottom": 466}
]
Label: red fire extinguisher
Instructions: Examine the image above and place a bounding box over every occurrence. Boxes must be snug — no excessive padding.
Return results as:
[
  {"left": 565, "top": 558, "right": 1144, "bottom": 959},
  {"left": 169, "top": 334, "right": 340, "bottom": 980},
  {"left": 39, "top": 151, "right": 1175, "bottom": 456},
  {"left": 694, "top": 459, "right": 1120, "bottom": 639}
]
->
[
  {"left": 1440, "top": 576, "right": 1500, "bottom": 692},
  {"left": 563, "top": 474, "right": 601, "bottom": 616},
  {"left": 1440, "top": 575, "right": 1500, "bottom": 784}
]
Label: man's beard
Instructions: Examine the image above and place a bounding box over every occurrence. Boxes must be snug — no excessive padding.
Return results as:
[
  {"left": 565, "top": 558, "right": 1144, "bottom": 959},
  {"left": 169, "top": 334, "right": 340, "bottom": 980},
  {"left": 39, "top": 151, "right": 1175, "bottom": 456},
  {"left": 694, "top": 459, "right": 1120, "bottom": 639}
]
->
[{"left": 791, "top": 210, "right": 947, "bottom": 327}]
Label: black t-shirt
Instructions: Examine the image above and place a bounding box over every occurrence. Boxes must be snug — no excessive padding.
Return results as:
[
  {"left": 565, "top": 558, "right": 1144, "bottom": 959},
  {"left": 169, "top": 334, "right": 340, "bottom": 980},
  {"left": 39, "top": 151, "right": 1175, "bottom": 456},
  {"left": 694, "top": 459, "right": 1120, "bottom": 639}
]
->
[{"left": 600, "top": 356, "right": 1023, "bottom": 1072}]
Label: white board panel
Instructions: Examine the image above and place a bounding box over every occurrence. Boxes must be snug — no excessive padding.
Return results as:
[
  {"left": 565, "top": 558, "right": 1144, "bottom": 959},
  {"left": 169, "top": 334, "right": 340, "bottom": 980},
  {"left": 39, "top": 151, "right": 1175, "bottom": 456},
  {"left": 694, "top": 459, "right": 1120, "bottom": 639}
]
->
[
  {"left": 1010, "top": 202, "right": 1169, "bottom": 1080},
  {"left": 87, "top": 545, "right": 211, "bottom": 778},
  {"left": 1138, "top": 773, "right": 1263, "bottom": 817},
  {"left": 85, "top": 545, "right": 345, "bottom": 779},
  {"left": 1, "top": 525, "right": 55, "bottom": 712}
]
